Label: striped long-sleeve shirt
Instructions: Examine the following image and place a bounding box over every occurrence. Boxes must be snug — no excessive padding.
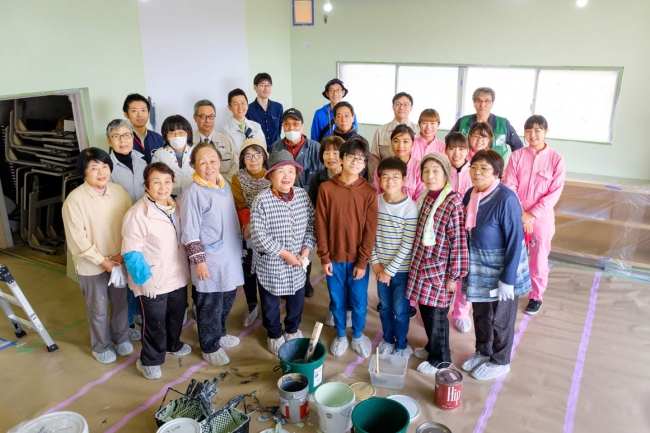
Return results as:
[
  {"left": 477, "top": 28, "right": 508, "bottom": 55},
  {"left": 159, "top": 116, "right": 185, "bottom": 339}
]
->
[{"left": 371, "top": 194, "right": 418, "bottom": 276}]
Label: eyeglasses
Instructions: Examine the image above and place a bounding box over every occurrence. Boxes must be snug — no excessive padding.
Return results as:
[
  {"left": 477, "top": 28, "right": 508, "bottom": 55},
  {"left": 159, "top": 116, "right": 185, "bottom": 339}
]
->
[
  {"left": 470, "top": 134, "right": 491, "bottom": 142},
  {"left": 345, "top": 155, "right": 366, "bottom": 164},
  {"left": 244, "top": 153, "right": 263, "bottom": 160},
  {"left": 257, "top": 83, "right": 272, "bottom": 88},
  {"left": 283, "top": 121, "right": 302, "bottom": 128},
  {"left": 393, "top": 103, "right": 412, "bottom": 108},
  {"left": 110, "top": 133, "right": 132, "bottom": 141},
  {"left": 475, "top": 98, "right": 493, "bottom": 105},
  {"left": 328, "top": 89, "right": 343, "bottom": 94},
  {"left": 380, "top": 174, "right": 403, "bottom": 182},
  {"left": 470, "top": 165, "right": 494, "bottom": 173},
  {"left": 196, "top": 114, "right": 216, "bottom": 121}
]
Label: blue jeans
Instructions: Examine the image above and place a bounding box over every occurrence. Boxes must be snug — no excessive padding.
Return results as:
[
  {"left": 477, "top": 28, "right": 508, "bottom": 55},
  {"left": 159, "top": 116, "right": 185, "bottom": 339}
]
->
[
  {"left": 377, "top": 271, "right": 410, "bottom": 350},
  {"left": 127, "top": 287, "right": 142, "bottom": 326},
  {"left": 326, "top": 262, "right": 369, "bottom": 339}
]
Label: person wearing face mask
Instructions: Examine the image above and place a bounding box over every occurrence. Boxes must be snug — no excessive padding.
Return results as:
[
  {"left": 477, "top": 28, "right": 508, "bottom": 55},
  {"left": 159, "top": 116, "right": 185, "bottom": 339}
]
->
[
  {"left": 152, "top": 115, "right": 196, "bottom": 197},
  {"left": 310, "top": 78, "right": 359, "bottom": 142},
  {"left": 270, "top": 108, "right": 324, "bottom": 193}
]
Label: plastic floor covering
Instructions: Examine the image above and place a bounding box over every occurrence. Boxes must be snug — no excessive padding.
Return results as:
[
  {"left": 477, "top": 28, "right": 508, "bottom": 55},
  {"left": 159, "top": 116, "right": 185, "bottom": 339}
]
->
[{"left": 0, "top": 253, "right": 649, "bottom": 432}]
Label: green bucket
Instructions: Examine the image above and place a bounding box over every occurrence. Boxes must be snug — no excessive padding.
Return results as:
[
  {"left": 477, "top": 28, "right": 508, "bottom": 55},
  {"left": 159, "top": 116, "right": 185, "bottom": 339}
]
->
[
  {"left": 351, "top": 397, "right": 410, "bottom": 433},
  {"left": 275, "top": 338, "right": 326, "bottom": 394}
]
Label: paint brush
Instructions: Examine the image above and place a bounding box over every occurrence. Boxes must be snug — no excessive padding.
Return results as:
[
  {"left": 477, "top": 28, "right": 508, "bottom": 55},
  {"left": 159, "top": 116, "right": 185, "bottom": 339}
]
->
[
  {"left": 304, "top": 321, "right": 323, "bottom": 363},
  {"left": 375, "top": 347, "right": 380, "bottom": 374}
]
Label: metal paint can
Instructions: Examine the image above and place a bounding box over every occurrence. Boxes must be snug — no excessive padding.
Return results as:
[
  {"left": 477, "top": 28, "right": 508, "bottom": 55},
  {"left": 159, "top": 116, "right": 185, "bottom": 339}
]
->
[
  {"left": 434, "top": 366, "right": 463, "bottom": 411},
  {"left": 277, "top": 373, "right": 310, "bottom": 424},
  {"left": 416, "top": 421, "right": 453, "bottom": 433}
]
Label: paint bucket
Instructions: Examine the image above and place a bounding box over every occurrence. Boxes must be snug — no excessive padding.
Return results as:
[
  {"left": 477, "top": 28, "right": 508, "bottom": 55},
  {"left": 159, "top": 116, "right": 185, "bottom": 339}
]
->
[
  {"left": 156, "top": 418, "right": 202, "bottom": 433},
  {"left": 351, "top": 397, "right": 410, "bottom": 433},
  {"left": 276, "top": 337, "right": 326, "bottom": 394},
  {"left": 434, "top": 364, "right": 463, "bottom": 411},
  {"left": 277, "top": 373, "right": 310, "bottom": 424},
  {"left": 10, "top": 411, "right": 89, "bottom": 433},
  {"left": 313, "top": 382, "right": 356, "bottom": 432},
  {"left": 416, "top": 421, "right": 453, "bottom": 433}
]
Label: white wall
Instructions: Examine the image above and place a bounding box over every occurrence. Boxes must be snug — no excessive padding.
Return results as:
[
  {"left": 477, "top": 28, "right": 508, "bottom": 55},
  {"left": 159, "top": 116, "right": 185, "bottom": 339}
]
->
[{"left": 137, "top": 0, "right": 249, "bottom": 132}]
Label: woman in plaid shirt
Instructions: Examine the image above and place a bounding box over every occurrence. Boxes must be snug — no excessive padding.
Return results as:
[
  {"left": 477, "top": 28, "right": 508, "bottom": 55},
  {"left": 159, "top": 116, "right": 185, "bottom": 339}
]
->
[{"left": 407, "top": 152, "right": 469, "bottom": 375}]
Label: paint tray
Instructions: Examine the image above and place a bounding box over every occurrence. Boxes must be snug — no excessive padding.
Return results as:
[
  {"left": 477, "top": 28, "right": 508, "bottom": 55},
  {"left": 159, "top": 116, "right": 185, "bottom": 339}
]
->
[
  {"left": 154, "top": 387, "right": 206, "bottom": 427},
  {"left": 200, "top": 395, "right": 250, "bottom": 433}
]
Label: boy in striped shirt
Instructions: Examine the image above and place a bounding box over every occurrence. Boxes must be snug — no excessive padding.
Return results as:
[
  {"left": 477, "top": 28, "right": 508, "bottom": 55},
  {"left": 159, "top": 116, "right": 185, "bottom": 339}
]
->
[{"left": 371, "top": 157, "right": 419, "bottom": 357}]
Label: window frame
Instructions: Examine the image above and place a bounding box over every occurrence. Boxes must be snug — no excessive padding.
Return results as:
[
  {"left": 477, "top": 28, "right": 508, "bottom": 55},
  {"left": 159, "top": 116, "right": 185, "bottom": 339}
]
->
[{"left": 337, "top": 61, "right": 623, "bottom": 144}]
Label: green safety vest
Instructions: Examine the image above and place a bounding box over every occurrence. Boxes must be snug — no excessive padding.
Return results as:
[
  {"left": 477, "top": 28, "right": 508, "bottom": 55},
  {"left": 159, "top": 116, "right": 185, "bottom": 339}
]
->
[{"left": 459, "top": 115, "right": 508, "bottom": 158}]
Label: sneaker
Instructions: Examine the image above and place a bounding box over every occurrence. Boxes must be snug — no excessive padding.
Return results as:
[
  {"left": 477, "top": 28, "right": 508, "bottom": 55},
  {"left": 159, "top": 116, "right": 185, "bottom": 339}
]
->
[
  {"left": 525, "top": 299, "right": 542, "bottom": 315},
  {"left": 461, "top": 352, "right": 490, "bottom": 372},
  {"left": 471, "top": 362, "right": 510, "bottom": 380},
  {"left": 283, "top": 330, "right": 303, "bottom": 342},
  {"left": 376, "top": 302, "right": 382, "bottom": 312},
  {"left": 351, "top": 335, "right": 372, "bottom": 358},
  {"left": 416, "top": 360, "right": 438, "bottom": 375},
  {"left": 134, "top": 314, "right": 142, "bottom": 326},
  {"left": 325, "top": 311, "right": 335, "bottom": 327},
  {"left": 267, "top": 336, "right": 286, "bottom": 356},
  {"left": 167, "top": 343, "right": 191, "bottom": 357},
  {"left": 394, "top": 346, "right": 413, "bottom": 358},
  {"left": 414, "top": 347, "right": 429, "bottom": 360},
  {"left": 409, "top": 306, "right": 417, "bottom": 320},
  {"left": 346, "top": 311, "right": 352, "bottom": 328},
  {"left": 136, "top": 359, "right": 161, "bottom": 380},
  {"left": 203, "top": 348, "right": 230, "bottom": 365},
  {"left": 128, "top": 325, "right": 141, "bottom": 341},
  {"left": 378, "top": 340, "right": 394, "bottom": 355},
  {"left": 92, "top": 349, "right": 117, "bottom": 364},
  {"left": 116, "top": 341, "right": 133, "bottom": 356},
  {"left": 219, "top": 335, "right": 240, "bottom": 348},
  {"left": 242, "top": 305, "right": 259, "bottom": 327},
  {"left": 454, "top": 317, "right": 472, "bottom": 333},
  {"left": 330, "top": 336, "right": 349, "bottom": 356}
]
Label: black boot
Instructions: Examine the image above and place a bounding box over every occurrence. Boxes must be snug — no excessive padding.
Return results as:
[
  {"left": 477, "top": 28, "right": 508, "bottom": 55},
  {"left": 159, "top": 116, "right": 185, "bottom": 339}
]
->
[{"left": 304, "top": 263, "right": 314, "bottom": 298}]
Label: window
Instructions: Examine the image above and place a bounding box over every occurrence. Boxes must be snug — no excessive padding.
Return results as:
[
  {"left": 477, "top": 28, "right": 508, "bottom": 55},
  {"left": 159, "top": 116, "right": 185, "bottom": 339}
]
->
[{"left": 338, "top": 62, "right": 621, "bottom": 143}]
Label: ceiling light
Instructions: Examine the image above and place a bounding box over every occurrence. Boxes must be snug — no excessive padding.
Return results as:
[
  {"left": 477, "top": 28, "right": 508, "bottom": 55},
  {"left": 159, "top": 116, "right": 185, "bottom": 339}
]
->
[
  {"left": 576, "top": 0, "right": 587, "bottom": 7},
  {"left": 324, "top": 0, "right": 332, "bottom": 12}
]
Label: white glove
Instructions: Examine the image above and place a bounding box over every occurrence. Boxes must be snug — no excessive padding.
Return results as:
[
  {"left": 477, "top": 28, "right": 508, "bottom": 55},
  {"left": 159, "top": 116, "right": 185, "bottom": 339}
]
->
[
  {"left": 109, "top": 264, "right": 128, "bottom": 288},
  {"left": 300, "top": 257, "right": 310, "bottom": 273},
  {"left": 141, "top": 278, "right": 157, "bottom": 299},
  {"left": 497, "top": 280, "right": 515, "bottom": 301}
]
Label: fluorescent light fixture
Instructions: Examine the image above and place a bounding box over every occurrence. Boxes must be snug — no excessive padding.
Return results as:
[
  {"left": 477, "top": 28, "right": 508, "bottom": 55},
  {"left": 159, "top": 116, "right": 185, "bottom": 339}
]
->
[
  {"left": 324, "top": 0, "right": 332, "bottom": 12},
  {"left": 576, "top": 0, "right": 587, "bottom": 7}
]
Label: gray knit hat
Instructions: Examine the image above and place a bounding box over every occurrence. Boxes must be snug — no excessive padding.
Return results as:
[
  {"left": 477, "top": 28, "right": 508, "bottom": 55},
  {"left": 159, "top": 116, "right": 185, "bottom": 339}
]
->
[
  {"left": 265, "top": 150, "right": 304, "bottom": 179},
  {"left": 420, "top": 152, "right": 452, "bottom": 182}
]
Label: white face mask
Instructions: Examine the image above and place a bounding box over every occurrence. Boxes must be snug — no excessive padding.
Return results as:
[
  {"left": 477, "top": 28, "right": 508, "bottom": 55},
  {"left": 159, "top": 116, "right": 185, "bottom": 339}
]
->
[
  {"left": 169, "top": 137, "right": 187, "bottom": 150},
  {"left": 285, "top": 130, "right": 302, "bottom": 142}
]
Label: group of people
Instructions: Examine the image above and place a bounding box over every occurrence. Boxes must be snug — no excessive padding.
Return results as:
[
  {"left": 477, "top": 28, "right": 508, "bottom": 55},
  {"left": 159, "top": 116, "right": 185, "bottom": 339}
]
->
[{"left": 61, "top": 75, "right": 565, "bottom": 383}]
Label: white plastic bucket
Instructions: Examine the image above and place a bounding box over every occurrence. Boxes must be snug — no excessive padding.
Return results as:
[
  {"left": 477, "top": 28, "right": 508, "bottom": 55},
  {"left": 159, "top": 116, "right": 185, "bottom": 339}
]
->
[
  {"left": 314, "top": 382, "right": 355, "bottom": 433},
  {"left": 156, "top": 418, "right": 202, "bottom": 433},
  {"left": 10, "top": 411, "right": 89, "bottom": 433}
]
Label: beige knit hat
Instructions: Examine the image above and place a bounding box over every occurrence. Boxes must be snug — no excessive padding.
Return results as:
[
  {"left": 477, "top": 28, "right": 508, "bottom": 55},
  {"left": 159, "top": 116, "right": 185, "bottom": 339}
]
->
[
  {"left": 419, "top": 152, "right": 452, "bottom": 181},
  {"left": 240, "top": 138, "right": 268, "bottom": 156}
]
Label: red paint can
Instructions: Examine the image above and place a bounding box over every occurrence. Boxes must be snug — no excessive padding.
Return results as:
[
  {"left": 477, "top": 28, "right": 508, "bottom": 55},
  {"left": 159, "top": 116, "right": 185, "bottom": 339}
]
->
[{"left": 434, "top": 367, "right": 463, "bottom": 410}]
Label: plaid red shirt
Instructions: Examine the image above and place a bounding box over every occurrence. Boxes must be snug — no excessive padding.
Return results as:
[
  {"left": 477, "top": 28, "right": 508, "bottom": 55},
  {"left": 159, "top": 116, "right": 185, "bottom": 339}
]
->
[{"left": 407, "top": 191, "right": 469, "bottom": 308}]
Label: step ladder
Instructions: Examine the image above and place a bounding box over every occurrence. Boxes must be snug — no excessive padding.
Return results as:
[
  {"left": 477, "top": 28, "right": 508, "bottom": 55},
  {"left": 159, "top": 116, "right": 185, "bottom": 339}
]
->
[{"left": 0, "top": 264, "right": 58, "bottom": 352}]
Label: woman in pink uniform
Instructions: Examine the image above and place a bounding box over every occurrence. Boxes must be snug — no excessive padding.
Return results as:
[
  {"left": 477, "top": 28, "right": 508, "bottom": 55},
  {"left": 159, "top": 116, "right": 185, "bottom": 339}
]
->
[
  {"left": 503, "top": 115, "right": 565, "bottom": 315},
  {"left": 411, "top": 109, "right": 446, "bottom": 161}
]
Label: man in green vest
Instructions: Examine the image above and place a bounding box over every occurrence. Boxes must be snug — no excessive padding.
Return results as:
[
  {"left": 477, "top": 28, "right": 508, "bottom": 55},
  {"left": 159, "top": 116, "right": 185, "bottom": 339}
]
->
[{"left": 448, "top": 87, "right": 523, "bottom": 158}]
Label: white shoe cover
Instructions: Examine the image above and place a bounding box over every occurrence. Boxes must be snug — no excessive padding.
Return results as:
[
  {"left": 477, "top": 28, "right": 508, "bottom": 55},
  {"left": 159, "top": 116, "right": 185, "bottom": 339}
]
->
[
  {"left": 283, "top": 330, "right": 303, "bottom": 342},
  {"left": 330, "top": 336, "right": 349, "bottom": 356},
  {"left": 183, "top": 309, "right": 188, "bottom": 325},
  {"left": 394, "top": 346, "right": 413, "bottom": 358},
  {"left": 414, "top": 347, "right": 429, "bottom": 360},
  {"left": 92, "top": 349, "right": 116, "bottom": 364},
  {"left": 351, "top": 335, "right": 372, "bottom": 358},
  {"left": 378, "top": 340, "right": 394, "bottom": 355},
  {"left": 325, "top": 311, "right": 335, "bottom": 327},
  {"left": 243, "top": 305, "right": 259, "bottom": 327},
  {"left": 128, "top": 325, "right": 141, "bottom": 341},
  {"left": 134, "top": 314, "right": 142, "bottom": 325},
  {"left": 136, "top": 359, "right": 161, "bottom": 380},
  {"left": 346, "top": 311, "right": 352, "bottom": 328},
  {"left": 267, "top": 336, "right": 286, "bottom": 356},
  {"left": 417, "top": 360, "right": 438, "bottom": 375},
  {"left": 116, "top": 341, "right": 133, "bottom": 356},
  {"left": 220, "top": 334, "right": 240, "bottom": 348},
  {"left": 454, "top": 317, "right": 472, "bottom": 333},
  {"left": 203, "top": 348, "right": 230, "bottom": 365},
  {"left": 192, "top": 304, "right": 197, "bottom": 319},
  {"left": 462, "top": 352, "right": 490, "bottom": 372},
  {"left": 167, "top": 343, "right": 192, "bottom": 356},
  {"left": 471, "top": 362, "right": 510, "bottom": 380}
]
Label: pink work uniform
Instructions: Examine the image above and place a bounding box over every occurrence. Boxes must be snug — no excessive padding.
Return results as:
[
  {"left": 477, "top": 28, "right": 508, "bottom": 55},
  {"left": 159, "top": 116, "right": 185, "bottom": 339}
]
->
[
  {"left": 373, "top": 155, "right": 426, "bottom": 202},
  {"left": 449, "top": 161, "right": 473, "bottom": 320},
  {"left": 504, "top": 145, "right": 565, "bottom": 302},
  {"left": 411, "top": 136, "right": 446, "bottom": 161}
]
